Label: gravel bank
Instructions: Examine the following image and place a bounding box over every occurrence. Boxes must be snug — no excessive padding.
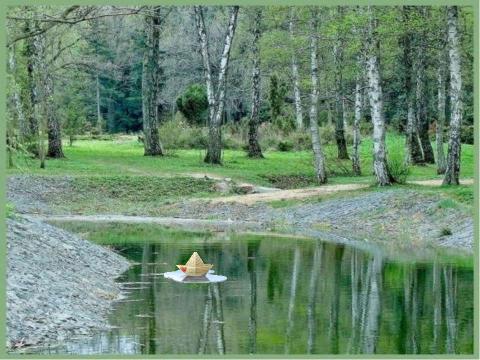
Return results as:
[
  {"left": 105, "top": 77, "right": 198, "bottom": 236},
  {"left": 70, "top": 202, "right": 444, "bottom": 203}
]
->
[
  {"left": 172, "top": 189, "right": 474, "bottom": 252},
  {"left": 6, "top": 216, "right": 130, "bottom": 351}
]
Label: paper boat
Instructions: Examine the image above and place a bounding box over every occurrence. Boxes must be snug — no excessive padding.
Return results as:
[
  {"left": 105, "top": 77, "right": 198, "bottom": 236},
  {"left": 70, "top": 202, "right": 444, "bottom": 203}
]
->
[{"left": 176, "top": 252, "right": 213, "bottom": 277}]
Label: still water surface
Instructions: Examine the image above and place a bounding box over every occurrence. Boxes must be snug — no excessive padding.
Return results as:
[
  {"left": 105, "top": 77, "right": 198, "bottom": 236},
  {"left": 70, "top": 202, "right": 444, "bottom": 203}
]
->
[{"left": 41, "top": 224, "right": 474, "bottom": 355}]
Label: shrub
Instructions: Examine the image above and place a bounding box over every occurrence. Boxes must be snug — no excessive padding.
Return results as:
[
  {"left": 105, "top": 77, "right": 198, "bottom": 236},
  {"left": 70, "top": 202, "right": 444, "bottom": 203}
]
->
[
  {"left": 159, "top": 118, "right": 208, "bottom": 149},
  {"left": 387, "top": 152, "right": 410, "bottom": 184},
  {"left": 176, "top": 84, "right": 208, "bottom": 125},
  {"left": 278, "top": 140, "right": 294, "bottom": 152},
  {"left": 440, "top": 227, "right": 452, "bottom": 236},
  {"left": 6, "top": 203, "right": 14, "bottom": 218},
  {"left": 461, "top": 124, "right": 474, "bottom": 145},
  {"left": 319, "top": 125, "right": 335, "bottom": 145},
  {"left": 360, "top": 121, "right": 373, "bottom": 136}
]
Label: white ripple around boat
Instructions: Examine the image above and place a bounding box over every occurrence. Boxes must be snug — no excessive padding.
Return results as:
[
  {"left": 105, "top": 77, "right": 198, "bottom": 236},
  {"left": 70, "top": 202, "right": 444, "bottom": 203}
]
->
[{"left": 163, "top": 269, "right": 227, "bottom": 283}]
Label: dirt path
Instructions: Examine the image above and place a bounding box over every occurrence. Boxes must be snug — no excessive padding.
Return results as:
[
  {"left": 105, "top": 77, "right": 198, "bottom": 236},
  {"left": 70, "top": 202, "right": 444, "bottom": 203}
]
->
[
  {"left": 409, "top": 178, "right": 474, "bottom": 186},
  {"left": 203, "top": 178, "right": 474, "bottom": 205},
  {"left": 208, "top": 183, "right": 368, "bottom": 204}
]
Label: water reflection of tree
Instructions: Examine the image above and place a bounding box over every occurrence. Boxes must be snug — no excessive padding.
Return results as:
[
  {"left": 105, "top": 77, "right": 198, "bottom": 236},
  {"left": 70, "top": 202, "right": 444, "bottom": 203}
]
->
[
  {"left": 360, "top": 254, "right": 383, "bottom": 354},
  {"left": 328, "top": 245, "right": 345, "bottom": 353},
  {"left": 284, "top": 245, "right": 301, "bottom": 354},
  {"left": 444, "top": 265, "right": 457, "bottom": 353},
  {"left": 247, "top": 240, "right": 261, "bottom": 354},
  {"left": 347, "top": 250, "right": 383, "bottom": 354},
  {"left": 140, "top": 243, "right": 157, "bottom": 354},
  {"left": 307, "top": 242, "right": 323, "bottom": 354}
]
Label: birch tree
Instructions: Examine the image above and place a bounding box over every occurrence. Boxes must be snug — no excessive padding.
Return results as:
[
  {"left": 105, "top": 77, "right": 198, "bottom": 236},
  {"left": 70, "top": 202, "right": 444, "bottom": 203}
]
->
[
  {"left": 352, "top": 61, "right": 363, "bottom": 176},
  {"left": 443, "top": 6, "right": 463, "bottom": 185},
  {"left": 194, "top": 6, "right": 239, "bottom": 164},
  {"left": 308, "top": 7, "right": 327, "bottom": 184},
  {"left": 436, "top": 18, "right": 448, "bottom": 174},
  {"left": 333, "top": 6, "right": 349, "bottom": 160},
  {"left": 142, "top": 6, "right": 165, "bottom": 156},
  {"left": 415, "top": 7, "right": 435, "bottom": 164},
  {"left": 402, "top": 7, "right": 424, "bottom": 165},
  {"left": 365, "top": 7, "right": 393, "bottom": 186},
  {"left": 289, "top": 7, "right": 303, "bottom": 129},
  {"left": 247, "top": 8, "right": 263, "bottom": 158},
  {"left": 32, "top": 29, "right": 64, "bottom": 159}
]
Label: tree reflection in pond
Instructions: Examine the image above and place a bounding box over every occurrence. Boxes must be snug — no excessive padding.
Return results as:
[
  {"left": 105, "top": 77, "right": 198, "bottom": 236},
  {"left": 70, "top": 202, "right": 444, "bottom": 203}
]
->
[{"left": 35, "top": 229, "right": 473, "bottom": 355}]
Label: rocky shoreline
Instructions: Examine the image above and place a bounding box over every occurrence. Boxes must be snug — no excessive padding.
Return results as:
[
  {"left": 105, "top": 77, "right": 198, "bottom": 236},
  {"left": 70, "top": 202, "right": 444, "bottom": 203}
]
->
[{"left": 6, "top": 216, "right": 130, "bottom": 351}]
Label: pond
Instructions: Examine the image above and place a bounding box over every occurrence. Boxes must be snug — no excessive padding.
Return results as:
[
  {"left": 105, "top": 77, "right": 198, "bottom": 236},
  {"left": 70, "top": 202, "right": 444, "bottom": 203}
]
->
[{"left": 39, "top": 223, "right": 474, "bottom": 355}]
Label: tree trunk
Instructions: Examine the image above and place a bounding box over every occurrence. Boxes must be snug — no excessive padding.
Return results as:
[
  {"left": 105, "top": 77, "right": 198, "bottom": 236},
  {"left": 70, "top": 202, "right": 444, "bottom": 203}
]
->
[
  {"left": 443, "top": 6, "right": 463, "bottom": 185},
  {"left": 352, "top": 71, "right": 362, "bottom": 176},
  {"left": 194, "top": 6, "right": 239, "bottom": 165},
  {"left": 333, "top": 8, "right": 349, "bottom": 160},
  {"left": 142, "top": 6, "right": 164, "bottom": 156},
  {"left": 95, "top": 73, "right": 102, "bottom": 133},
  {"left": 436, "top": 31, "right": 448, "bottom": 174},
  {"left": 32, "top": 29, "right": 64, "bottom": 159},
  {"left": 402, "top": 7, "right": 424, "bottom": 165},
  {"left": 21, "top": 22, "right": 39, "bottom": 155},
  {"left": 8, "top": 46, "right": 26, "bottom": 144},
  {"left": 365, "top": 8, "right": 393, "bottom": 186},
  {"left": 415, "top": 7, "right": 435, "bottom": 164},
  {"left": 247, "top": 8, "right": 263, "bottom": 158},
  {"left": 289, "top": 8, "right": 303, "bottom": 129},
  {"left": 308, "top": 8, "right": 327, "bottom": 184}
]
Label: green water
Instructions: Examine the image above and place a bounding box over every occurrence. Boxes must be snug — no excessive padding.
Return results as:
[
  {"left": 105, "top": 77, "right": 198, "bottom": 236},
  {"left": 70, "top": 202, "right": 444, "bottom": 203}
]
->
[{"left": 41, "top": 223, "right": 474, "bottom": 355}]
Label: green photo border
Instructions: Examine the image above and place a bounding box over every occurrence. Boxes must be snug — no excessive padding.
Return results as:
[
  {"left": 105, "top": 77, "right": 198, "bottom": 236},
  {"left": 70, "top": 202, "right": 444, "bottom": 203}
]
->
[{"left": 0, "top": 0, "right": 478, "bottom": 358}]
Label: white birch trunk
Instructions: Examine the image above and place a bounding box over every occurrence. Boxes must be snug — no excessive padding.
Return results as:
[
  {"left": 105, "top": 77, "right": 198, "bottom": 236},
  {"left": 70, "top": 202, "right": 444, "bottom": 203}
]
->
[
  {"left": 436, "top": 49, "right": 447, "bottom": 174},
  {"left": 308, "top": 8, "right": 327, "bottom": 184},
  {"left": 194, "top": 6, "right": 239, "bottom": 164},
  {"left": 443, "top": 6, "right": 463, "bottom": 185},
  {"left": 289, "top": 8, "right": 303, "bottom": 129},
  {"left": 365, "top": 7, "right": 392, "bottom": 185},
  {"left": 352, "top": 72, "right": 362, "bottom": 176},
  {"left": 247, "top": 8, "right": 263, "bottom": 158}
]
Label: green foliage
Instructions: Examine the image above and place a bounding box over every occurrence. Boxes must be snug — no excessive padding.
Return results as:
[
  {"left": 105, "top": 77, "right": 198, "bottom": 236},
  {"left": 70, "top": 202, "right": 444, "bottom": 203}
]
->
[
  {"left": 175, "top": 84, "right": 208, "bottom": 125},
  {"left": 440, "top": 227, "right": 453, "bottom": 236},
  {"left": 437, "top": 198, "right": 458, "bottom": 209},
  {"left": 6, "top": 203, "right": 15, "bottom": 218},
  {"left": 159, "top": 117, "right": 208, "bottom": 150},
  {"left": 268, "top": 74, "right": 288, "bottom": 123},
  {"left": 277, "top": 140, "right": 293, "bottom": 152},
  {"left": 387, "top": 152, "right": 410, "bottom": 184},
  {"left": 7, "top": 134, "right": 474, "bottom": 190},
  {"left": 72, "top": 175, "right": 215, "bottom": 202},
  {"left": 461, "top": 124, "right": 474, "bottom": 145}
]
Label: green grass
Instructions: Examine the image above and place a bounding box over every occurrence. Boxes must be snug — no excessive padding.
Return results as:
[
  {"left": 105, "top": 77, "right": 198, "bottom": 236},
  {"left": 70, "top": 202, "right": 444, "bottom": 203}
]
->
[
  {"left": 8, "top": 133, "right": 474, "bottom": 186},
  {"left": 6, "top": 203, "right": 15, "bottom": 218}
]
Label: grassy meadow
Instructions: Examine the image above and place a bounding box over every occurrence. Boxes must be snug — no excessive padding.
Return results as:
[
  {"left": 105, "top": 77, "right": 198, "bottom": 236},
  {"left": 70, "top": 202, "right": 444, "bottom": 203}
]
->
[{"left": 8, "top": 133, "right": 474, "bottom": 185}]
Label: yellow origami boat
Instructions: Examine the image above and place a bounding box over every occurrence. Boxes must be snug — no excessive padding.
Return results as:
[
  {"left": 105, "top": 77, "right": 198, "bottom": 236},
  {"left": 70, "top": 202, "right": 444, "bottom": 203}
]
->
[{"left": 176, "top": 252, "right": 213, "bottom": 277}]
